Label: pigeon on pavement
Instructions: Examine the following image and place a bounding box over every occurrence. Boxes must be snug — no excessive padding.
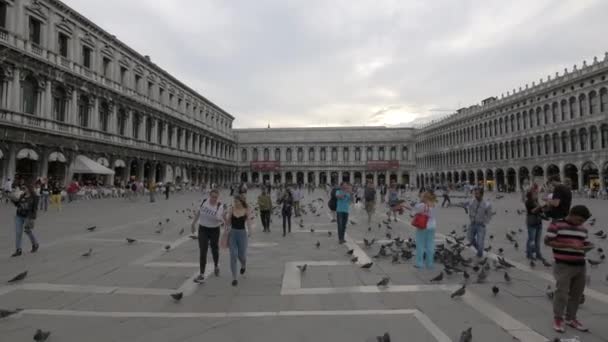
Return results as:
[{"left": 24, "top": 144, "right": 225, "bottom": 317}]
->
[{"left": 7, "top": 271, "right": 28, "bottom": 283}]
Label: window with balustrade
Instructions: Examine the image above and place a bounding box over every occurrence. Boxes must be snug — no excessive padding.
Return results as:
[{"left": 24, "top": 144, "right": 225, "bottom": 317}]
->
[
  {"left": 132, "top": 114, "right": 141, "bottom": 139},
  {"left": 58, "top": 33, "right": 69, "bottom": 58},
  {"left": 242, "top": 149, "right": 248, "bottom": 162},
  {"left": 99, "top": 102, "right": 110, "bottom": 132},
  {"left": 21, "top": 75, "right": 37, "bottom": 115},
  {"left": 331, "top": 148, "right": 337, "bottom": 162},
  {"left": 82, "top": 46, "right": 92, "bottom": 69},
  {"left": 286, "top": 148, "right": 292, "bottom": 162},
  {"left": 29, "top": 17, "right": 42, "bottom": 45},
  {"left": 263, "top": 148, "right": 269, "bottom": 161},
  {"left": 52, "top": 86, "right": 67, "bottom": 122},
  {"left": 298, "top": 148, "right": 304, "bottom": 162},
  {"left": 354, "top": 148, "right": 361, "bottom": 161},
  {"left": 342, "top": 148, "right": 348, "bottom": 162},
  {"left": 320, "top": 148, "right": 326, "bottom": 161},
  {"left": 378, "top": 147, "right": 385, "bottom": 160},
  {"left": 157, "top": 121, "right": 163, "bottom": 144},
  {"left": 309, "top": 148, "right": 315, "bottom": 161},
  {"left": 146, "top": 118, "right": 153, "bottom": 142},
  {"left": 366, "top": 147, "right": 372, "bottom": 160},
  {"left": 252, "top": 148, "right": 258, "bottom": 161},
  {"left": 78, "top": 95, "right": 90, "bottom": 127},
  {"left": 274, "top": 148, "right": 281, "bottom": 161},
  {"left": 102, "top": 57, "right": 111, "bottom": 78},
  {"left": 117, "top": 109, "right": 127, "bottom": 136}
]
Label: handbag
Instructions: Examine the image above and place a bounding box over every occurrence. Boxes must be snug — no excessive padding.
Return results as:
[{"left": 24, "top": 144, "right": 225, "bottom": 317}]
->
[{"left": 411, "top": 205, "right": 429, "bottom": 230}]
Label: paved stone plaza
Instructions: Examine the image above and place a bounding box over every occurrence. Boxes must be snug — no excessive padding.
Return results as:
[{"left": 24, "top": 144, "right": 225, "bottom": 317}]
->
[{"left": 1, "top": 189, "right": 607, "bottom": 341}]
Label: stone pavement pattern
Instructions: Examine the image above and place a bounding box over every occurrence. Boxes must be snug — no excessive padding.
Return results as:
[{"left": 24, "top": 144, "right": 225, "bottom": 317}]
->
[{"left": 0, "top": 189, "right": 607, "bottom": 341}]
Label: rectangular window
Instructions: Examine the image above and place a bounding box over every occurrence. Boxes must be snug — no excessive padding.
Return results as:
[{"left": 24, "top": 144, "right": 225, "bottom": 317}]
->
[
  {"left": 134, "top": 74, "right": 141, "bottom": 92},
  {"left": 158, "top": 88, "right": 164, "bottom": 103},
  {"left": 120, "top": 67, "right": 127, "bottom": 86},
  {"left": 148, "top": 82, "right": 153, "bottom": 98},
  {"left": 58, "top": 33, "right": 69, "bottom": 57},
  {"left": 102, "top": 57, "right": 111, "bottom": 78},
  {"left": 29, "top": 17, "right": 41, "bottom": 45},
  {"left": 0, "top": 2, "right": 7, "bottom": 29},
  {"left": 82, "top": 46, "right": 92, "bottom": 68}
]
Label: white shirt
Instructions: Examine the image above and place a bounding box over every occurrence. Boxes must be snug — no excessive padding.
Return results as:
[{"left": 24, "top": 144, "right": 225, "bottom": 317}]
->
[
  {"left": 198, "top": 199, "right": 225, "bottom": 228},
  {"left": 3, "top": 180, "right": 12, "bottom": 192}
]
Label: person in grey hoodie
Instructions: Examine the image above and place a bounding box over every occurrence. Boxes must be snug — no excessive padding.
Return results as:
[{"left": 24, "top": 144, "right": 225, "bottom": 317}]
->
[{"left": 465, "top": 187, "right": 493, "bottom": 257}]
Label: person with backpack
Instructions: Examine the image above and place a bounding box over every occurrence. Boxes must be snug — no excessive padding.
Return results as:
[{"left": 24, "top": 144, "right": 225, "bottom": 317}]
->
[
  {"left": 279, "top": 188, "right": 294, "bottom": 237},
  {"left": 191, "top": 189, "right": 225, "bottom": 283},
  {"left": 328, "top": 183, "right": 339, "bottom": 223},
  {"left": 11, "top": 184, "right": 40, "bottom": 257}
]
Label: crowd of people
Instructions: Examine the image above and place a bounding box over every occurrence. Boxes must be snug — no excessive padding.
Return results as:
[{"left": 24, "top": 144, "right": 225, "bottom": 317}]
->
[{"left": 4, "top": 173, "right": 597, "bottom": 334}]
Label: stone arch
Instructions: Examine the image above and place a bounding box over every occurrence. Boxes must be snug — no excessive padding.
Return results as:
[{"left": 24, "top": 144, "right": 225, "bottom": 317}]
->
[
  {"left": 563, "top": 163, "right": 579, "bottom": 190},
  {"left": 581, "top": 161, "right": 599, "bottom": 189}
]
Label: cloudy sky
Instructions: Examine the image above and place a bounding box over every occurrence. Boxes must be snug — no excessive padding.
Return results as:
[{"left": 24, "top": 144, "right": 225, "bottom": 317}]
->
[{"left": 67, "top": 0, "right": 608, "bottom": 128}]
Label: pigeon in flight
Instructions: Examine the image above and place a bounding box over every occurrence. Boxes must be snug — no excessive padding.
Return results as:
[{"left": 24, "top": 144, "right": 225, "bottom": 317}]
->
[
  {"left": 86, "top": 226, "right": 97, "bottom": 232},
  {"left": 7, "top": 271, "right": 28, "bottom": 283}
]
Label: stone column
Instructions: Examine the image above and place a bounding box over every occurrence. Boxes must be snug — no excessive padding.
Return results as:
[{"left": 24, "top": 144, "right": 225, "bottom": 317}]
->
[
  {"left": 44, "top": 80, "right": 52, "bottom": 119},
  {"left": 150, "top": 162, "right": 157, "bottom": 183},
  {"left": 314, "top": 171, "right": 319, "bottom": 185},
  {"left": 125, "top": 110, "right": 133, "bottom": 138},
  {"left": 281, "top": 171, "right": 286, "bottom": 184},
  {"left": 39, "top": 149, "right": 49, "bottom": 179},
  {"left": 90, "top": 96, "right": 99, "bottom": 130},
  {"left": 139, "top": 115, "right": 146, "bottom": 141},
  {"left": 161, "top": 123, "right": 168, "bottom": 146},
  {"left": 247, "top": 171, "right": 252, "bottom": 183},
  {"left": 577, "top": 168, "right": 584, "bottom": 190},
  {"left": 70, "top": 88, "right": 79, "bottom": 126},
  {"left": 373, "top": 172, "right": 378, "bottom": 186},
  {"left": 172, "top": 127, "right": 178, "bottom": 148},
  {"left": 10, "top": 67, "right": 20, "bottom": 111}
]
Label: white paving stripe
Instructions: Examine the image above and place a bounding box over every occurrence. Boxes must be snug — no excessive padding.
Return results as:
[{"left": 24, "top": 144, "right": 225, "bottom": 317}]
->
[
  {"left": 281, "top": 261, "right": 352, "bottom": 293},
  {"left": 130, "top": 236, "right": 193, "bottom": 265},
  {"left": 2, "top": 282, "right": 176, "bottom": 296},
  {"left": 75, "top": 238, "right": 170, "bottom": 245},
  {"left": 15, "top": 308, "right": 451, "bottom": 341}
]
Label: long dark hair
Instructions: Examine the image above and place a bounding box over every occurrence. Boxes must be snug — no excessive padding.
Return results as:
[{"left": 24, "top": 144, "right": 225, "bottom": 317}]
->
[{"left": 234, "top": 195, "right": 248, "bottom": 209}]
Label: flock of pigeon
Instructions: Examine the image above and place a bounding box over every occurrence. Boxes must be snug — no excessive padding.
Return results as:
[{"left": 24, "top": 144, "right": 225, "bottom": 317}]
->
[{"left": 2, "top": 192, "right": 607, "bottom": 341}]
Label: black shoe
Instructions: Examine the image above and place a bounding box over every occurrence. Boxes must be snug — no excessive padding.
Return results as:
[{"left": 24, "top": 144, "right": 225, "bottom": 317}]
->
[
  {"left": 31, "top": 244, "right": 39, "bottom": 253},
  {"left": 240, "top": 268, "right": 246, "bottom": 275},
  {"left": 231, "top": 280, "right": 238, "bottom": 286},
  {"left": 193, "top": 274, "right": 205, "bottom": 283},
  {"left": 11, "top": 249, "right": 22, "bottom": 257},
  {"left": 214, "top": 268, "right": 220, "bottom": 276}
]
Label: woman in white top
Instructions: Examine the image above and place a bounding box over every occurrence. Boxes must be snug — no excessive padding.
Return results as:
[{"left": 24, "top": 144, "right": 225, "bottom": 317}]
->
[
  {"left": 191, "top": 189, "right": 225, "bottom": 283},
  {"left": 413, "top": 191, "right": 437, "bottom": 269}
]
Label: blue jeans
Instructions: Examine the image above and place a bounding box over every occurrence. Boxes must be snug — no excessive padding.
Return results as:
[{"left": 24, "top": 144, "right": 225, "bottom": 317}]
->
[
  {"left": 415, "top": 226, "right": 435, "bottom": 268},
  {"left": 40, "top": 193, "right": 49, "bottom": 211},
  {"left": 336, "top": 212, "right": 348, "bottom": 242},
  {"left": 526, "top": 223, "right": 543, "bottom": 259},
  {"left": 15, "top": 215, "right": 38, "bottom": 250},
  {"left": 468, "top": 223, "right": 486, "bottom": 257},
  {"left": 228, "top": 229, "right": 248, "bottom": 280}
]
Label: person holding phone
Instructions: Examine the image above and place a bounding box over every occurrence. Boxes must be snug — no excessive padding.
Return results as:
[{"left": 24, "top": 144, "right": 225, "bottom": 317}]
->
[{"left": 544, "top": 205, "right": 593, "bottom": 333}]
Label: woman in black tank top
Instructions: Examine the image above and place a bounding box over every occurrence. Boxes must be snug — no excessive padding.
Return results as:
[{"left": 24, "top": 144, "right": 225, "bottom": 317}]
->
[{"left": 225, "top": 196, "right": 250, "bottom": 286}]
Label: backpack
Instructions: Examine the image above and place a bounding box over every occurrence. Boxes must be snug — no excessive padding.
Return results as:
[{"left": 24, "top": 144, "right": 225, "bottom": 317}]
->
[
  {"left": 328, "top": 188, "right": 338, "bottom": 210},
  {"left": 131, "top": 183, "right": 137, "bottom": 191},
  {"left": 201, "top": 199, "right": 222, "bottom": 211}
]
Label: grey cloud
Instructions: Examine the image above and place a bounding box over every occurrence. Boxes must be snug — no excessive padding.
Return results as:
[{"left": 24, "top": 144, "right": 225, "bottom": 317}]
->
[{"left": 66, "top": 0, "right": 608, "bottom": 128}]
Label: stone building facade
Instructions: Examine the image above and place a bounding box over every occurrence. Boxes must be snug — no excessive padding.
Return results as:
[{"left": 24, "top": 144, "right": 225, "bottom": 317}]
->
[
  {"left": 415, "top": 54, "right": 608, "bottom": 191},
  {"left": 0, "top": 0, "right": 237, "bottom": 186},
  {"left": 2, "top": 0, "right": 607, "bottom": 192},
  {"left": 234, "top": 127, "right": 416, "bottom": 186}
]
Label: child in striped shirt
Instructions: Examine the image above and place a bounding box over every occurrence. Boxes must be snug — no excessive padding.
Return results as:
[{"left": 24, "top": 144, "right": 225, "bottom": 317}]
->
[{"left": 544, "top": 205, "right": 593, "bottom": 334}]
